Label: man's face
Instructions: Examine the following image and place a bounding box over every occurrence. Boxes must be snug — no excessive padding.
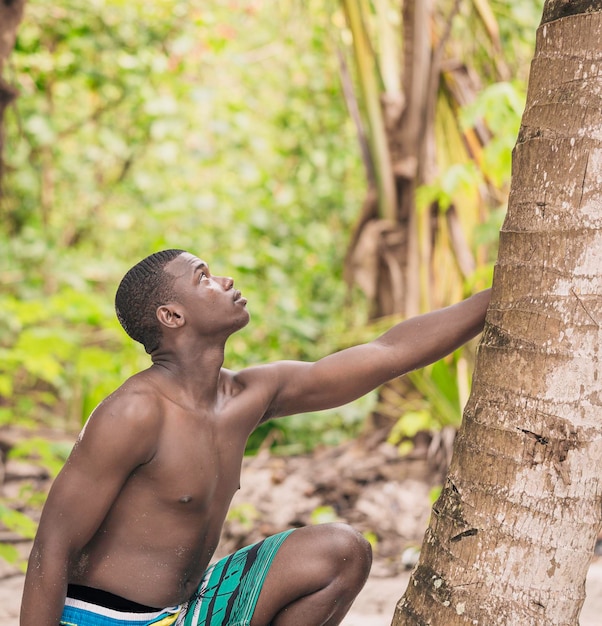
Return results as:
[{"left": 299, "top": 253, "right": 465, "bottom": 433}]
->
[{"left": 163, "top": 252, "right": 249, "bottom": 336}]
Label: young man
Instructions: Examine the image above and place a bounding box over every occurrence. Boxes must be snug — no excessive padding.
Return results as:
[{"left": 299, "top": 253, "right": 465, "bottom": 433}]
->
[{"left": 20, "top": 249, "right": 491, "bottom": 626}]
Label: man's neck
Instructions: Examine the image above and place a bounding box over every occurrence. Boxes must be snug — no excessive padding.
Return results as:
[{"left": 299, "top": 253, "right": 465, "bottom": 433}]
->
[{"left": 149, "top": 341, "right": 227, "bottom": 409}]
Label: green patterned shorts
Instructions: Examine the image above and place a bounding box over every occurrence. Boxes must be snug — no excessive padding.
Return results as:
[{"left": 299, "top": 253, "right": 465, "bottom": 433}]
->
[
  {"left": 181, "top": 529, "right": 295, "bottom": 625},
  {"left": 60, "top": 529, "right": 295, "bottom": 626}
]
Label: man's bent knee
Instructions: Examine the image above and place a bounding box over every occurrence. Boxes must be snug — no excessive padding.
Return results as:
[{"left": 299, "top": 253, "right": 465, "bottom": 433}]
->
[
  {"left": 319, "top": 523, "right": 373, "bottom": 585},
  {"left": 250, "top": 524, "right": 371, "bottom": 626}
]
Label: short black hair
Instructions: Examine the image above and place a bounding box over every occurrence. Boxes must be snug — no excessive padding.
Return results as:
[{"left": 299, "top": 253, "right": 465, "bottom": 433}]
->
[{"left": 115, "top": 249, "right": 186, "bottom": 353}]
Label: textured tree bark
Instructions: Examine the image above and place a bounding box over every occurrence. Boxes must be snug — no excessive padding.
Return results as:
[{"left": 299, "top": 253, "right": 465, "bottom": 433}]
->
[
  {"left": 0, "top": 0, "right": 26, "bottom": 191},
  {"left": 392, "top": 2, "right": 602, "bottom": 625}
]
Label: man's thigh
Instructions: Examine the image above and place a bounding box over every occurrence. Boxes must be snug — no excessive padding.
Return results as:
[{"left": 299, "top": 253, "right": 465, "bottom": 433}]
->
[
  {"left": 181, "top": 529, "right": 295, "bottom": 626},
  {"left": 250, "top": 523, "right": 372, "bottom": 626}
]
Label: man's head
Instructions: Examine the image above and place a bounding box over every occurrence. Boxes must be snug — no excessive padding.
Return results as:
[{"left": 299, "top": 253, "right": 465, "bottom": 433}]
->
[{"left": 115, "top": 249, "right": 186, "bottom": 353}]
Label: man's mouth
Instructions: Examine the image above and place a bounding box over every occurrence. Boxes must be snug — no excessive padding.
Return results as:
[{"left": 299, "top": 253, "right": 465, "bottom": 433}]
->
[{"left": 233, "top": 290, "right": 247, "bottom": 305}]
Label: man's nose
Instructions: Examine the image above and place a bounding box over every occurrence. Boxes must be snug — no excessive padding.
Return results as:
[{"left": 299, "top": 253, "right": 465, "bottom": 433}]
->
[{"left": 220, "top": 276, "right": 234, "bottom": 290}]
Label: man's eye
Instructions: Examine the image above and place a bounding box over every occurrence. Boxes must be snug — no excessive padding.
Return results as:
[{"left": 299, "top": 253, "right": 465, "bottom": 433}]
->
[{"left": 199, "top": 272, "right": 207, "bottom": 282}]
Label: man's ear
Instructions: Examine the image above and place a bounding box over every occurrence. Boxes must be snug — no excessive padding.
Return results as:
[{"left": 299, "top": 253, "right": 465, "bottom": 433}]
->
[{"left": 156, "top": 304, "right": 185, "bottom": 329}]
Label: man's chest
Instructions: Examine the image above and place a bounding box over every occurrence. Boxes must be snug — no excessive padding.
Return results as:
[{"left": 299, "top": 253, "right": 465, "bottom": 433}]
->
[{"left": 139, "top": 416, "right": 247, "bottom": 511}]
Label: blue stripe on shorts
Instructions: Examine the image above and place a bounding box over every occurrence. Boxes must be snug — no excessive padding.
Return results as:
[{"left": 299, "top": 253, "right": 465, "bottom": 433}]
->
[{"left": 60, "top": 598, "right": 181, "bottom": 626}]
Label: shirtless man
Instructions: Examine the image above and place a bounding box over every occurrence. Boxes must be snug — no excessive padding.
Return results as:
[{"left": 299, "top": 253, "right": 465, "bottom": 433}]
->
[{"left": 20, "top": 249, "right": 491, "bottom": 626}]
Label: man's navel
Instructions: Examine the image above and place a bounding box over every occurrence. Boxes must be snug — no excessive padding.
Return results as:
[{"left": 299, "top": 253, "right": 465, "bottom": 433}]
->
[{"left": 179, "top": 495, "right": 192, "bottom": 504}]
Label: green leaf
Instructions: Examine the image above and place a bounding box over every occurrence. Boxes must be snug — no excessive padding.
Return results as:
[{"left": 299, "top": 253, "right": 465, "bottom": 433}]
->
[
  {"left": 0, "top": 505, "right": 38, "bottom": 540},
  {"left": 310, "top": 505, "right": 339, "bottom": 525},
  {"left": 0, "top": 542, "right": 20, "bottom": 565}
]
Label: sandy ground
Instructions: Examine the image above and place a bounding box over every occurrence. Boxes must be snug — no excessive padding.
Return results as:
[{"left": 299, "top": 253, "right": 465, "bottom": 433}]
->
[
  {"left": 2, "top": 558, "right": 601, "bottom": 625},
  {"left": 343, "top": 558, "right": 602, "bottom": 625},
  {"left": 2, "top": 438, "right": 601, "bottom": 623}
]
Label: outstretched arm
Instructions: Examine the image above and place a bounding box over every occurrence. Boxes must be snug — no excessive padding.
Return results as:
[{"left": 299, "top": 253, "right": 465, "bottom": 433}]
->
[{"left": 251, "top": 289, "right": 491, "bottom": 420}]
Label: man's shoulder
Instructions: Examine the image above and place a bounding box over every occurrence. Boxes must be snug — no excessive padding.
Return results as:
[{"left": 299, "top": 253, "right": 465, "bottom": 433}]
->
[
  {"left": 225, "top": 362, "right": 277, "bottom": 390},
  {"left": 64, "top": 372, "right": 164, "bottom": 469},
  {"left": 223, "top": 362, "right": 297, "bottom": 406},
  {"left": 86, "top": 371, "right": 164, "bottom": 432}
]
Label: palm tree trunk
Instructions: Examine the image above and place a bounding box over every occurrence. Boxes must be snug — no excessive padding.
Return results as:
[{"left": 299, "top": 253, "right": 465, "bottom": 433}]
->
[{"left": 393, "top": 2, "right": 602, "bottom": 624}]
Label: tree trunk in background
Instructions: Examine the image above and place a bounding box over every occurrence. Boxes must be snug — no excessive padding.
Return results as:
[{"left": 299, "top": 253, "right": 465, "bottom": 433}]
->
[
  {"left": 343, "top": 0, "right": 441, "bottom": 434},
  {"left": 345, "top": 0, "right": 438, "bottom": 321},
  {"left": 0, "top": 0, "right": 26, "bottom": 193},
  {"left": 342, "top": 0, "right": 493, "bottom": 437},
  {"left": 393, "top": 2, "right": 602, "bottom": 624}
]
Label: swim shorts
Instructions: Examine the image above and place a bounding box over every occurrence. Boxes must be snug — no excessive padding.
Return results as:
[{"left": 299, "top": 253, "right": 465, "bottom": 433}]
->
[{"left": 59, "top": 529, "right": 295, "bottom": 626}]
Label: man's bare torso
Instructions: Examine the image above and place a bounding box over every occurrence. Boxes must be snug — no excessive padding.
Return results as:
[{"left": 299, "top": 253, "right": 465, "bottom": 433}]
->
[{"left": 69, "top": 368, "right": 262, "bottom": 608}]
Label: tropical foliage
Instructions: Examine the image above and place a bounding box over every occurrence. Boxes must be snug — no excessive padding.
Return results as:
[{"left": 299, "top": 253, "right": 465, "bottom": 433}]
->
[
  {"left": 0, "top": 0, "right": 544, "bottom": 564},
  {"left": 2, "top": 0, "right": 369, "bottom": 442},
  {"left": 334, "top": 0, "right": 542, "bottom": 434}
]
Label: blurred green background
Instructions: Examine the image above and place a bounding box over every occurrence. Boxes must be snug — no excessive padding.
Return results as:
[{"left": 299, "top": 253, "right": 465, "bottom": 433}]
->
[{"left": 0, "top": 0, "right": 544, "bottom": 554}]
